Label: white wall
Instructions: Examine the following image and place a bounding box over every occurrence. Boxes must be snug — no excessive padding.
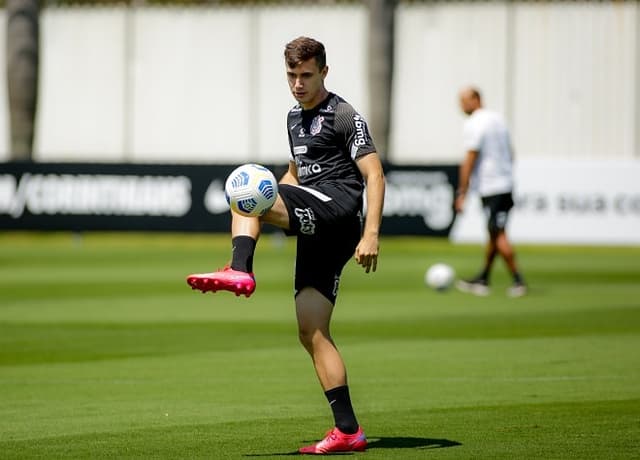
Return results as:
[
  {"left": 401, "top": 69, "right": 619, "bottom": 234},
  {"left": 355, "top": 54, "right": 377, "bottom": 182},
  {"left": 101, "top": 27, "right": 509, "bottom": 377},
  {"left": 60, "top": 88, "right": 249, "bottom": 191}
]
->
[
  {"left": 0, "top": 2, "right": 637, "bottom": 163},
  {"left": 29, "top": 5, "right": 368, "bottom": 163},
  {"left": 34, "top": 8, "right": 127, "bottom": 161},
  {"left": 390, "top": 1, "right": 639, "bottom": 164},
  {"left": 391, "top": 2, "right": 510, "bottom": 164},
  {"left": 511, "top": 2, "right": 638, "bottom": 161},
  {"left": 128, "top": 8, "right": 253, "bottom": 163}
]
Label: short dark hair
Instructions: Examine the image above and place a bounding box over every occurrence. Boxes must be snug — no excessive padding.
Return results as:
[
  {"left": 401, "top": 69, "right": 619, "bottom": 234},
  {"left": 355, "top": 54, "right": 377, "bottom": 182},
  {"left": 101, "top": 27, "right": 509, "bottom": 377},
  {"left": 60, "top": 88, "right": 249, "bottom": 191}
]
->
[
  {"left": 284, "top": 36, "right": 326, "bottom": 70},
  {"left": 469, "top": 87, "right": 482, "bottom": 102}
]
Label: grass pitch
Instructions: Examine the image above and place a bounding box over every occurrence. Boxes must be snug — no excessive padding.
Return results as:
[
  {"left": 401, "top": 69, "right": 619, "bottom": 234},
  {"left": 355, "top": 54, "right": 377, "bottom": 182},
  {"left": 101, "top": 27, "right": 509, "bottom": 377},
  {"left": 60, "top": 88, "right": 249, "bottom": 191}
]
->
[{"left": 1, "top": 232, "right": 639, "bottom": 459}]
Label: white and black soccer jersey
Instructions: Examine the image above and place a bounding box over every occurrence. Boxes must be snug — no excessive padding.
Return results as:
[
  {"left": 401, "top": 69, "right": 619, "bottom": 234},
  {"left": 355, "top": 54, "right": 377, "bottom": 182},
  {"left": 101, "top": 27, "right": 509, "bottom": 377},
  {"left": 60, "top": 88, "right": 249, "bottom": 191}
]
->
[{"left": 287, "top": 93, "right": 377, "bottom": 203}]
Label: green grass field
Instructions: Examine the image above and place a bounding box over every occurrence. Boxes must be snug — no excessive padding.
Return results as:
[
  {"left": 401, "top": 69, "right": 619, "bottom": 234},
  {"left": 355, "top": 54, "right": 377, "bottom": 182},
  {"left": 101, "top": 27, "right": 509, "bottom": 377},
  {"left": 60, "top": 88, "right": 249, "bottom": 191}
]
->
[{"left": 1, "top": 232, "right": 639, "bottom": 459}]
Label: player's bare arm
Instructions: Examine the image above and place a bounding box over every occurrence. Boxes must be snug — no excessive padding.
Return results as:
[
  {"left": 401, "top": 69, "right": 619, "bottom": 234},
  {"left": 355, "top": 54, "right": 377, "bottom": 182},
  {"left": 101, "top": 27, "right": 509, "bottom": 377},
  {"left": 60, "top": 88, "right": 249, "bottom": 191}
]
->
[
  {"left": 455, "top": 150, "right": 478, "bottom": 213},
  {"left": 354, "top": 152, "right": 385, "bottom": 273},
  {"left": 279, "top": 161, "right": 299, "bottom": 186},
  {"left": 261, "top": 161, "right": 299, "bottom": 229}
]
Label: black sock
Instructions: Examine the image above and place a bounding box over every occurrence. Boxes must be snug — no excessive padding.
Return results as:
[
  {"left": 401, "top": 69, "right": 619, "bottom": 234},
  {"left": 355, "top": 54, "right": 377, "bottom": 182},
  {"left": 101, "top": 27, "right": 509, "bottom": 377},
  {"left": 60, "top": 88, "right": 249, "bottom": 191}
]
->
[
  {"left": 324, "top": 385, "right": 359, "bottom": 434},
  {"left": 230, "top": 236, "right": 256, "bottom": 273},
  {"left": 513, "top": 272, "right": 524, "bottom": 284},
  {"left": 476, "top": 269, "right": 490, "bottom": 283}
]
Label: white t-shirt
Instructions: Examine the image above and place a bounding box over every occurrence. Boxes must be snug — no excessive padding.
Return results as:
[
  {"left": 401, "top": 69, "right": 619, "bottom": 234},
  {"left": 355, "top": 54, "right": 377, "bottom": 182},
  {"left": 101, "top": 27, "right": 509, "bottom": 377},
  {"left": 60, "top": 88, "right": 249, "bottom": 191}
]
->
[{"left": 462, "top": 108, "right": 514, "bottom": 197}]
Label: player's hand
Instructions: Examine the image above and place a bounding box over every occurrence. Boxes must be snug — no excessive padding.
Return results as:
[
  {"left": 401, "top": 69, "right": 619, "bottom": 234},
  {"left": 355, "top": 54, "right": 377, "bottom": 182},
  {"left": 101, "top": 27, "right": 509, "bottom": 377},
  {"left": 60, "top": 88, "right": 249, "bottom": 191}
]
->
[{"left": 355, "top": 233, "right": 379, "bottom": 273}]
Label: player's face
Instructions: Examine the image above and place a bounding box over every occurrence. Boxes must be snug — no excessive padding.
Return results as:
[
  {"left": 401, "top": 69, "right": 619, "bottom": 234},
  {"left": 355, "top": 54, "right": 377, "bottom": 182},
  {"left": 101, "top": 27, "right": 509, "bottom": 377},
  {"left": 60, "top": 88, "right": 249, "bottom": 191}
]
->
[
  {"left": 459, "top": 91, "right": 479, "bottom": 115},
  {"left": 286, "top": 58, "right": 328, "bottom": 110}
]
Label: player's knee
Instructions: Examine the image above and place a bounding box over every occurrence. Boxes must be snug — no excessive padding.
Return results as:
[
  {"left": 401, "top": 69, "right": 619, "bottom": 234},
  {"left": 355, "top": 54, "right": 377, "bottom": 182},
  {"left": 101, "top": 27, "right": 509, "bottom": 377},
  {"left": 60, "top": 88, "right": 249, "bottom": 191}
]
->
[
  {"left": 297, "top": 320, "right": 310, "bottom": 339},
  {"left": 260, "top": 196, "right": 289, "bottom": 228},
  {"left": 297, "top": 319, "right": 316, "bottom": 349},
  {"left": 297, "top": 326, "right": 321, "bottom": 352}
]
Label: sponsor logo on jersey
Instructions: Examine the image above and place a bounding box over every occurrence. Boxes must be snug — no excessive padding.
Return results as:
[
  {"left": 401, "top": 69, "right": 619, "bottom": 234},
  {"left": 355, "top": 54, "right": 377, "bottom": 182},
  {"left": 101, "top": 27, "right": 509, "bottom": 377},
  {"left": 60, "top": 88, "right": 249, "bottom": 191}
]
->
[
  {"left": 297, "top": 162, "right": 322, "bottom": 177},
  {"left": 294, "top": 207, "right": 316, "bottom": 235},
  {"left": 310, "top": 115, "right": 324, "bottom": 135},
  {"left": 293, "top": 146, "right": 307, "bottom": 155},
  {"left": 353, "top": 114, "right": 368, "bottom": 147}
]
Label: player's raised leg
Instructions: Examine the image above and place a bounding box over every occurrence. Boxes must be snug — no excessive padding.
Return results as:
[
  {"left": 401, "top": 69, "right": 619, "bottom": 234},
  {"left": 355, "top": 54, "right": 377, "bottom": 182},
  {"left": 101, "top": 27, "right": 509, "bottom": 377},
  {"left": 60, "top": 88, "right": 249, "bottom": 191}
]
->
[
  {"left": 186, "top": 192, "right": 290, "bottom": 297},
  {"left": 186, "top": 213, "right": 259, "bottom": 296}
]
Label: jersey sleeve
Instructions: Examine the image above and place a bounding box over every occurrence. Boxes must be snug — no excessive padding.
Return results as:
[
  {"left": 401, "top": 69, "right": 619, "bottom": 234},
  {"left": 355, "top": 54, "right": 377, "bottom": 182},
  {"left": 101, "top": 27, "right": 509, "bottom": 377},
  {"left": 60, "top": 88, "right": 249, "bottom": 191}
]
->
[
  {"left": 335, "top": 102, "right": 377, "bottom": 160},
  {"left": 462, "top": 117, "right": 483, "bottom": 151},
  {"left": 286, "top": 113, "right": 295, "bottom": 161}
]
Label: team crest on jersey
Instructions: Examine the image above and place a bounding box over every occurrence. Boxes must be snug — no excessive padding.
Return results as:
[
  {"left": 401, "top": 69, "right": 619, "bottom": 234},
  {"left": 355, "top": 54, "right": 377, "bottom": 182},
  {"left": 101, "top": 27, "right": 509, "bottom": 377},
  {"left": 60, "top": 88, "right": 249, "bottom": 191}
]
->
[{"left": 310, "top": 116, "right": 324, "bottom": 136}]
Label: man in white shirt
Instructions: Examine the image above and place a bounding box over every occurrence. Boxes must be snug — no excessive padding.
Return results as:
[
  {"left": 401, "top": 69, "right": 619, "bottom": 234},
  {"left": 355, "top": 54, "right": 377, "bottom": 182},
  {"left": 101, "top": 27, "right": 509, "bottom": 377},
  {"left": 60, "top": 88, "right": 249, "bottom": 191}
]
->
[{"left": 454, "top": 87, "right": 526, "bottom": 297}]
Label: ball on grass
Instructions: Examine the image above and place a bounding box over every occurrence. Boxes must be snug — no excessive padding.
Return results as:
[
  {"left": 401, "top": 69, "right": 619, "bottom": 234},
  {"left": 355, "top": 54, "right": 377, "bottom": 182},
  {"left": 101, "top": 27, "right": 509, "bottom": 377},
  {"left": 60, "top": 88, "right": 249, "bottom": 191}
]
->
[{"left": 425, "top": 263, "right": 456, "bottom": 292}]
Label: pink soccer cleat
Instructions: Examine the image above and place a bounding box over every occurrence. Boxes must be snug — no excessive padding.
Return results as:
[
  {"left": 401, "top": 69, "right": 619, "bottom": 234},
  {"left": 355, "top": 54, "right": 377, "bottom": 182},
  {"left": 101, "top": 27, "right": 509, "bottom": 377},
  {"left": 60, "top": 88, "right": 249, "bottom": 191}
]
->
[
  {"left": 298, "top": 426, "right": 367, "bottom": 455},
  {"left": 186, "top": 266, "right": 256, "bottom": 297}
]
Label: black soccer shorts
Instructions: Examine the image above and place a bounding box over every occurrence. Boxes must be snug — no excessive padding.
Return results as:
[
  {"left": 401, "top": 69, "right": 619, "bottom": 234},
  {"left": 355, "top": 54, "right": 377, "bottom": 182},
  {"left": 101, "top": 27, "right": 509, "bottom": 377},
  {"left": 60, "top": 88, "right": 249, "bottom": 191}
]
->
[
  {"left": 481, "top": 192, "right": 515, "bottom": 235},
  {"left": 278, "top": 183, "right": 362, "bottom": 304}
]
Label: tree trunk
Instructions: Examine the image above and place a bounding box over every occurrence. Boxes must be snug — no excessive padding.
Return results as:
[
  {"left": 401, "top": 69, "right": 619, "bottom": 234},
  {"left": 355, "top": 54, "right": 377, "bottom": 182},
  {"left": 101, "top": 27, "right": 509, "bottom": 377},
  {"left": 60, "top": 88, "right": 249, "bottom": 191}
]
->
[
  {"left": 6, "top": 0, "right": 39, "bottom": 161},
  {"left": 367, "top": 0, "right": 395, "bottom": 161}
]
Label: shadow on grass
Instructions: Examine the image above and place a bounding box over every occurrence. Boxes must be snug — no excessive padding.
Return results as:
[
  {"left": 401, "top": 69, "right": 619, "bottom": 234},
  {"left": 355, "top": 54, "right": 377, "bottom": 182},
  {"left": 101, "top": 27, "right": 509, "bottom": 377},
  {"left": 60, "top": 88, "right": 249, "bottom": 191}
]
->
[
  {"left": 244, "top": 436, "right": 462, "bottom": 456},
  {"left": 368, "top": 436, "right": 462, "bottom": 449}
]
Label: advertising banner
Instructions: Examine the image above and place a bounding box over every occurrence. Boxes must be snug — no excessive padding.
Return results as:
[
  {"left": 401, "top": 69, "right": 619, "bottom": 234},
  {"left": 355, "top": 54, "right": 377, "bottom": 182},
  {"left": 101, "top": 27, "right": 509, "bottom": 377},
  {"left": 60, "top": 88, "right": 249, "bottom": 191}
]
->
[
  {"left": 0, "top": 162, "right": 458, "bottom": 236},
  {"left": 0, "top": 163, "right": 237, "bottom": 232},
  {"left": 3, "top": 160, "right": 638, "bottom": 244},
  {"left": 450, "top": 159, "right": 640, "bottom": 245},
  {"left": 379, "top": 165, "right": 457, "bottom": 236}
]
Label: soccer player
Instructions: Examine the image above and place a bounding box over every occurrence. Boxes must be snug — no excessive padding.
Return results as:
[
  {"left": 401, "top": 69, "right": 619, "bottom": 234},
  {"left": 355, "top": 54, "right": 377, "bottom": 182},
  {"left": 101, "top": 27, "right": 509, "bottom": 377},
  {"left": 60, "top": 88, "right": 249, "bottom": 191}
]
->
[
  {"left": 454, "top": 87, "right": 527, "bottom": 297},
  {"left": 187, "top": 36, "right": 385, "bottom": 454}
]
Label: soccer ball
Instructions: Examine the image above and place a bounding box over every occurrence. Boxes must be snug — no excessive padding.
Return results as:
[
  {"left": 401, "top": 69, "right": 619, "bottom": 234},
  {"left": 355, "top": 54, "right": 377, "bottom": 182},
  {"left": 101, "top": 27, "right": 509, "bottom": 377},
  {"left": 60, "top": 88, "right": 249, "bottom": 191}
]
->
[
  {"left": 425, "top": 263, "right": 456, "bottom": 291},
  {"left": 224, "top": 163, "right": 278, "bottom": 217}
]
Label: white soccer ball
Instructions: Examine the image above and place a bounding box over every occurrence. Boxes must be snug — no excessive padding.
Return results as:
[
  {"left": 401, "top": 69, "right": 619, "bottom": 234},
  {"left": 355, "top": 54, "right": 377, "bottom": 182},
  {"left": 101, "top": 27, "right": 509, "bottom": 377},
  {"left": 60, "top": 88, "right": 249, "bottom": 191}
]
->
[
  {"left": 425, "top": 263, "right": 456, "bottom": 291},
  {"left": 224, "top": 163, "right": 278, "bottom": 217}
]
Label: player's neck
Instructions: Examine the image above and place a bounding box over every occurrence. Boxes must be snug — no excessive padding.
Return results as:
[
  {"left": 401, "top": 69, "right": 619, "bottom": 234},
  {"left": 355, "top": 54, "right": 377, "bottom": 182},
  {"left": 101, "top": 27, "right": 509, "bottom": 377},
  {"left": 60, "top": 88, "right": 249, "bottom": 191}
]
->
[{"left": 301, "top": 89, "right": 330, "bottom": 111}]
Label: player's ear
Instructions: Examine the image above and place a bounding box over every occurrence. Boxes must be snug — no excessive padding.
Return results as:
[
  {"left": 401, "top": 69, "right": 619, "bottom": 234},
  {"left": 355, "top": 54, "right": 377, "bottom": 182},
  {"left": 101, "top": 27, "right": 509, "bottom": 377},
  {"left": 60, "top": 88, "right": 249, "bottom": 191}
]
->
[{"left": 321, "top": 65, "right": 329, "bottom": 79}]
